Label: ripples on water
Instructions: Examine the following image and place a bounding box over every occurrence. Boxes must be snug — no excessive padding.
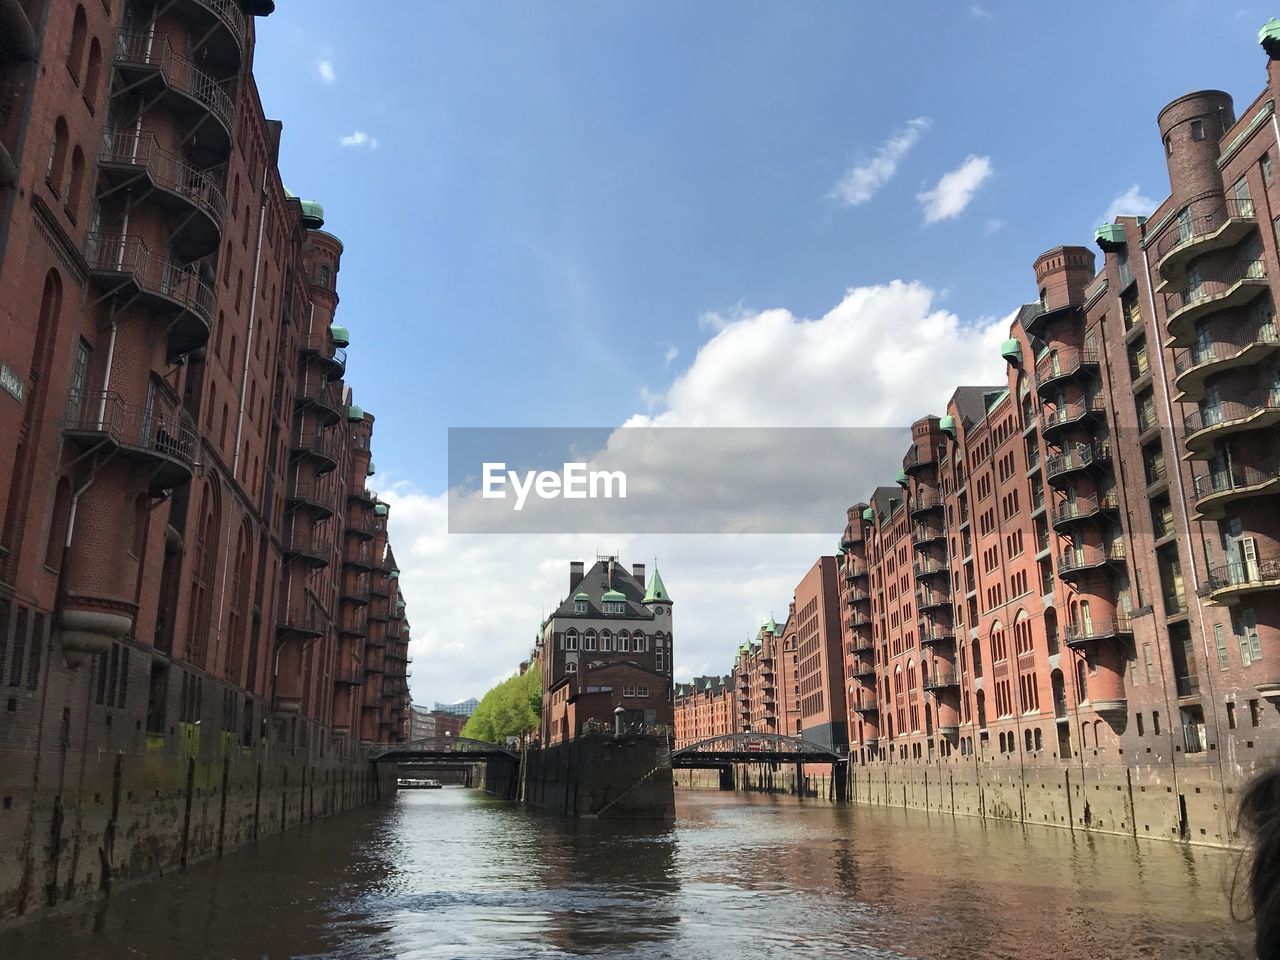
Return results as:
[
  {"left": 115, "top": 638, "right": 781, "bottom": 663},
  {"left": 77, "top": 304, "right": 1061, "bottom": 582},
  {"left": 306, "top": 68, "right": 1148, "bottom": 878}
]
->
[{"left": 0, "top": 787, "right": 1251, "bottom": 959}]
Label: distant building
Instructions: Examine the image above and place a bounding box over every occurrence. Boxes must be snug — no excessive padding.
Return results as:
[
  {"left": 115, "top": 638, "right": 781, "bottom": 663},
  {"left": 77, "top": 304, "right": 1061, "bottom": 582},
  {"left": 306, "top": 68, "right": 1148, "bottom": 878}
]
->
[
  {"left": 539, "top": 557, "right": 674, "bottom": 744},
  {"left": 408, "top": 705, "right": 466, "bottom": 740},
  {"left": 433, "top": 698, "right": 479, "bottom": 717}
]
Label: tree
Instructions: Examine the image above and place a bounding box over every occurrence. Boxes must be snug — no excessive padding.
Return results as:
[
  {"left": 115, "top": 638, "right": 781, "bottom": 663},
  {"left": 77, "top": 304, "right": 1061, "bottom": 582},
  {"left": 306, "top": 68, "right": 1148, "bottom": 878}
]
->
[{"left": 462, "top": 669, "right": 541, "bottom": 744}]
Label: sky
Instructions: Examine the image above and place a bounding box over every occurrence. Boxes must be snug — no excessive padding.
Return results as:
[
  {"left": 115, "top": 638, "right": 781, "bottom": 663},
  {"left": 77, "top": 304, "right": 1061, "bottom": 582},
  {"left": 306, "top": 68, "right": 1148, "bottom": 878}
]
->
[{"left": 251, "top": 1, "right": 1271, "bottom": 706}]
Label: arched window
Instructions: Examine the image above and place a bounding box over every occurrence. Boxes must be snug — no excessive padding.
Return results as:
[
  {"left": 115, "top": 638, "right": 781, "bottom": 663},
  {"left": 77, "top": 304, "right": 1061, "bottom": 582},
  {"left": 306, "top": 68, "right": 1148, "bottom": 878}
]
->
[
  {"left": 633, "top": 632, "right": 647, "bottom": 653},
  {"left": 582, "top": 629, "right": 596, "bottom": 652},
  {"left": 563, "top": 629, "right": 578, "bottom": 652},
  {"left": 225, "top": 524, "right": 250, "bottom": 683},
  {"left": 48, "top": 117, "right": 69, "bottom": 194},
  {"left": 616, "top": 630, "right": 629, "bottom": 653},
  {"left": 185, "top": 482, "right": 221, "bottom": 670},
  {"left": 1075, "top": 660, "right": 1089, "bottom": 704},
  {"left": 599, "top": 630, "right": 612, "bottom": 653},
  {"left": 66, "top": 147, "right": 85, "bottom": 220},
  {"left": 84, "top": 38, "right": 102, "bottom": 105},
  {"left": 68, "top": 6, "right": 88, "bottom": 81},
  {"left": 1024, "top": 729, "right": 1033, "bottom": 752}
]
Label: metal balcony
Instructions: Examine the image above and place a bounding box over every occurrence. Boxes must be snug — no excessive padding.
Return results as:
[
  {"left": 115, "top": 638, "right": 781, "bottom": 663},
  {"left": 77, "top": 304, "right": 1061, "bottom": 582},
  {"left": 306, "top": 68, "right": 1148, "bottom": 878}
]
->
[
  {"left": 112, "top": 31, "right": 236, "bottom": 165},
  {"left": 1041, "top": 396, "right": 1107, "bottom": 440},
  {"left": 97, "top": 131, "right": 226, "bottom": 258},
  {"left": 1164, "top": 258, "right": 1269, "bottom": 345},
  {"left": 84, "top": 233, "right": 214, "bottom": 360},
  {"left": 849, "top": 662, "right": 876, "bottom": 680},
  {"left": 172, "top": 0, "right": 247, "bottom": 71},
  {"left": 1064, "top": 616, "right": 1133, "bottom": 648},
  {"left": 295, "top": 378, "right": 343, "bottom": 426},
  {"left": 851, "top": 701, "right": 880, "bottom": 715},
  {"left": 1057, "top": 543, "right": 1126, "bottom": 582},
  {"left": 63, "top": 390, "right": 197, "bottom": 493},
  {"left": 1050, "top": 492, "right": 1119, "bottom": 531},
  {"left": 1153, "top": 198, "right": 1258, "bottom": 283},
  {"left": 334, "top": 667, "right": 365, "bottom": 687},
  {"left": 845, "top": 587, "right": 870, "bottom": 605},
  {"left": 276, "top": 605, "right": 324, "bottom": 639},
  {"left": 342, "top": 580, "right": 372, "bottom": 606},
  {"left": 1182, "top": 389, "right": 1280, "bottom": 459},
  {"left": 1208, "top": 555, "right": 1280, "bottom": 604},
  {"left": 284, "top": 480, "right": 334, "bottom": 520},
  {"left": 1192, "top": 456, "right": 1280, "bottom": 519},
  {"left": 919, "top": 625, "right": 955, "bottom": 646},
  {"left": 1173, "top": 315, "right": 1279, "bottom": 402},
  {"left": 289, "top": 432, "right": 339, "bottom": 473},
  {"left": 916, "top": 588, "right": 950, "bottom": 611},
  {"left": 922, "top": 670, "right": 959, "bottom": 691},
  {"left": 847, "top": 634, "right": 875, "bottom": 654},
  {"left": 909, "top": 492, "right": 944, "bottom": 518},
  {"left": 1035, "top": 347, "right": 1099, "bottom": 397},
  {"left": 904, "top": 444, "right": 937, "bottom": 476},
  {"left": 1045, "top": 443, "right": 1112, "bottom": 484},
  {"left": 912, "top": 524, "right": 945, "bottom": 548},
  {"left": 344, "top": 545, "right": 375, "bottom": 571},
  {"left": 346, "top": 510, "right": 376, "bottom": 541},
  {"left": 282, "top": 528, "right": 330, "bottom": 568},
  {"left": 299, "top": 334, "right": 347, "bottom": 379},
  {"left": 913, "top": 557, "right": 950, "bottom": 581}
]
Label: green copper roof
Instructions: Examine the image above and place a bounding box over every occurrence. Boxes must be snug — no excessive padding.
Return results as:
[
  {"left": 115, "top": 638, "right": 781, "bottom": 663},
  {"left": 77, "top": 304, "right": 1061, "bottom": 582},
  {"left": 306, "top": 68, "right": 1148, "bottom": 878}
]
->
[
  {"left": 346, "top": 404, "right": 364, "bottom": 421},
  {"left": 939, "top": 414, "right": 956, "bottom": 437},
  {"left": 895, "top": 468, "right": 909, "bottom": 487},
  {"left": 300, "top": 200, "right": 325, "bottom": 229},
  {"left": 1261, "top": 17, "right": 1280, "bottom": 55},
  {"left": 602, "top": 588, "right": 626, "bottom": 602},
  {"left": 1094, "top": 223, "right": 1126, "bottom": 249},
  {"left": 330, "top": 325, "right": 350, "bottom": 347},
  {"left": 862, "top": 507, "right": 875, "bottom": 521},
  {"left": 389, "top": 568, "right": 399, "bottom": 578},
  {"left": 574, "top": 591, "right": 589, "bottom": 601},
  {"left": 374, "top": 503, "right": 388, "bottom": 517},
  {"left": 1000, "top": 338, "right": 1022, "bottom": 365},
  {"left": 397, "top": 599, "right": 406, "bottom": 609},
  {"left": 367, "top": 461, "right": 376, "bottom": 477},
  {"left": 767, "top": 615, "right": 780, "bottom": 634},
  {"left": 643, "top": 568, "right": 670, "bottom": 603}
]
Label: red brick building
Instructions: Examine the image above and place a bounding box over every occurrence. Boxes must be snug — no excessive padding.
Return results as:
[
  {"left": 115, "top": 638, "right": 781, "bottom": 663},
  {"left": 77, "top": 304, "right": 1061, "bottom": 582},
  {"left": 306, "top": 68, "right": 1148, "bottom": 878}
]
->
[
  {"left": 0, "top": 0, "right": 412, "bottom": 917},
  {"left": 539, "top": 558, "right": 674, "bottom": 744}
]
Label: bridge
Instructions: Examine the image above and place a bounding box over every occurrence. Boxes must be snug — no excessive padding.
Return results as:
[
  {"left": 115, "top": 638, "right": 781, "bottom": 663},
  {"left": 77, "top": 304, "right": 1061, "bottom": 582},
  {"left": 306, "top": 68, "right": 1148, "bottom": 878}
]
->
[
  {"left": 669, "top": 732, "right": 844, "bottom": 768},
  {"left": 369, "top": 736, "right": 519, "bottom": 764}
]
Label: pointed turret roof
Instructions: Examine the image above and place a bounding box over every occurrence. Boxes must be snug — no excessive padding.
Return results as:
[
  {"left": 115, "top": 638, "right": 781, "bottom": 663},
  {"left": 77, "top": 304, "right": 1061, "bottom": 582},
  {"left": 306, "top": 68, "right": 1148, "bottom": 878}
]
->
[{"left": 643, "top": 567, "right": 670, "bottom": 603}]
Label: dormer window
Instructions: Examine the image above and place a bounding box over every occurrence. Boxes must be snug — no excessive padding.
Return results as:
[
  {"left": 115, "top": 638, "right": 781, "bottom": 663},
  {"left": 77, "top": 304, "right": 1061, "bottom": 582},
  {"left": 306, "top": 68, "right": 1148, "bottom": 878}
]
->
[
  {"left": 575, "top": 600, "right": 588, "bottom": 614},
  {"left": 603, "top": 600, "right": 626, "bottom": 614}
]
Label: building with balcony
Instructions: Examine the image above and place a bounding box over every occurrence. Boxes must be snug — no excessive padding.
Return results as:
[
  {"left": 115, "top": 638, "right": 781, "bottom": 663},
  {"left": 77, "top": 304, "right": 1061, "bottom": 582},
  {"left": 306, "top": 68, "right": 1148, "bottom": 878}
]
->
[
  {"left": 538, "top": 557, "right": 674, "bottom": 744},
  {"left": 0, "top": 0, "right": 413, "bottom": 916}
]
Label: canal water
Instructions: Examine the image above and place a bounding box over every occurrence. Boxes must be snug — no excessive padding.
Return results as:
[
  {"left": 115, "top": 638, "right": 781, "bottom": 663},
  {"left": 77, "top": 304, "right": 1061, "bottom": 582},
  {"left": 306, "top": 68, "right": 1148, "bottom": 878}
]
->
[{"left": 0, "top": 787, "right": 1250, "bottom": 959}]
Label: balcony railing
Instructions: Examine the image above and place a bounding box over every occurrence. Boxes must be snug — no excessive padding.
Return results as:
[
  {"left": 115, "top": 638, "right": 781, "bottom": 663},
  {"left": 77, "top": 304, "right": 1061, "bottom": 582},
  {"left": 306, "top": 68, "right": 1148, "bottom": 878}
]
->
[
  {"left": 290, "top": 431, "right": 340, "bottom": 468},
  {"left": 916, "top": 588, "right": 950, "bottom": 610},
  {"left": 1192, "top": 455, "right": 1280, "bottom": 509},
  {"left": 283, "top": 528, "right": 331, "bottom": 564},
  {"left": 85, "top": 233, "right": 215, "bottom": 335},
  {"left": 1208, "top": 555, "right": 1280, "bottom": 595},
  {"left": 299, "top": 333, "right": 348, "bottom": 377},
  {"left": 277, "top": 605, "right": 324, "bottom": 636},
  {"left": 1064, "top": 616, "right": 1132, "bottom": 647},
  {"left": 1041, "top": 396, "right": 1106, "bottom": 434},
  {"left": 1173, "top": 314, "right": 1279, "bottom": 382},
  {"left": 1045, "top": 442, "right": 1111, "bottom": 481},
  {"left": 914, "top": 557, "right": 949, "bottom": 578},
  {"left": 1183, "top": 388, "right": 1280, "bottom": 445},
  {"left": 1058, "top": 543, "right": 1126, "bottom": 576},
  {"left": 284, "top": 480, "right": 333, "bottom": 517},
  {"left": 1164, "top": 258, "right": 1267, "bottom": 329},
  {"left": 1051, "top": 492, "right": 1118, "bottom": 527},
  {"left": 114, "top": 31, "right": 235, "bottom": 139},
  {"left": 922, "top": 670, "right": 958, "bottom": 691},
  {"left": 909, "top": 492, "right": 944, "bottom": 516},
  {"left": 99, "top": 130, "right": 226, "bottom": 233},
  {"left": 912, "top": 524, "right": 945, "bottom": 546},
  {"left": 63, "top": 389, "right": 197, "bottom": 484},
  {"left": 904, "top": 444, "right": 938, "bottom": 474},
  {"left": 1153, "top": 197, "right": 1257, "bottom": 262},
  {"left": 1035, "top": 348, "right": 1099, "bottom": 391}
]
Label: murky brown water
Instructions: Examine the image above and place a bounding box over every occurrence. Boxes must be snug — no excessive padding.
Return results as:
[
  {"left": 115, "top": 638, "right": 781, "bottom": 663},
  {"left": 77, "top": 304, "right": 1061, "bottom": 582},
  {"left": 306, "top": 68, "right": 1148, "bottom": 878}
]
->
[{"left": 0, "top": 787, "right": 1251, "bottom": 959}]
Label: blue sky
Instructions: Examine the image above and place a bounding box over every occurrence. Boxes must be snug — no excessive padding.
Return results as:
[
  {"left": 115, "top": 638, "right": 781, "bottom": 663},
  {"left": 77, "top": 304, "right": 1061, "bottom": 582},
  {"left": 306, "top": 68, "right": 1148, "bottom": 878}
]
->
[{"left": 251, "top": 2, "right": 1271, "bottom": 704}]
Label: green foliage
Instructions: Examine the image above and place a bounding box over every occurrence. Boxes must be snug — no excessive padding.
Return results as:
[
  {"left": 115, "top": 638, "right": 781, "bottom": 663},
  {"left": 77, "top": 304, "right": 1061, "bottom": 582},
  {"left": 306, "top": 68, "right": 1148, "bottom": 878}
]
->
[{"left": 461, "top": 669, "right": 541, "bottom": 744}]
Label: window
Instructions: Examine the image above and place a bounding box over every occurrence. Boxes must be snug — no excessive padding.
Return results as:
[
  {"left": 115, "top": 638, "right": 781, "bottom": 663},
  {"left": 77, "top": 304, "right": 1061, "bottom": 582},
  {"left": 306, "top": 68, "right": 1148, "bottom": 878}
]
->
[
  {"left": 1250, "top": 699, "right": 1261, "bottom": 727},
  {"left": 574, "top": 599, "right": 587, "bottom": 614},
  {"left": 566, "top": 660, "right": 577, "bottom": 674},
  {"left": 66, "top": 147, "right": 85, "bottom": 220},
  {"left": 1227, "top": 702, "right": 1237, "bottom": 730},
  {"left": 1236, "top": 609, "right": 1261, "bottom": 666},
  {"left": 582, "top": 629, "right": 596, "bottom": 652},
  {"left": 1190, "top": 119, "right": 1204, "bottom": 141},
  {"left": 1264, "top": 153, "right": 1275, "bottom": 185},
  {"left": 1153, "top": 710, "right": 1161, "bottom": 736},
  {"left": 84, "top": 39, "right": 102, "bottom": 107},
  {"left": 655, "top": 650, "right": 664, "bottom": 671},
  {"left": 48, "top": 117, "right": 69, "bottom": 194},
  {"left": 563, "top": 629, "right": 578, "bottom": 652},
  {"left": 68, "top": 6, "right": 87, "bottom": 81}
]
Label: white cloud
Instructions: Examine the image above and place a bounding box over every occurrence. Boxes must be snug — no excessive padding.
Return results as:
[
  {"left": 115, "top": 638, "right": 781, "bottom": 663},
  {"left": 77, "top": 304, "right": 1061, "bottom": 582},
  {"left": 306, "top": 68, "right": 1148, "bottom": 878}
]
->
[
  {"left": 340, "top": 130, "right": 379, "bottom": 150},
  {"left": 830, "top": 117, "right": 931, "bottom": 207},
  {"left": 968, "top": 4, "right": 994, "bottom": 20},
  {"left": 982, "top": 217, "right": 1006, "bottom": 237},
  {"left": 391, "top": 280, "right": 1015, "bottom": 707},
  {"left": 315, "top": 49, "right": 336, "bottom": 85},
  {"left": 1098, "top": 184, "right": 1156, "bottom": 226},
  {"left": 660, "top": 342, "right": 679, "bottom": 366},
  {"left": 918, "top": 155, "right": 993, "bottom": 223}
]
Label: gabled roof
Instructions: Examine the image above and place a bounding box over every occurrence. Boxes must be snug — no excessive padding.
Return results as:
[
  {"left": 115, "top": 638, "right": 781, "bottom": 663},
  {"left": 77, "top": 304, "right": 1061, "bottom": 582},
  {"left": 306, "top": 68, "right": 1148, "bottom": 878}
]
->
[{"left": 549, "top": 559, "right": 654, "bottom": 621}]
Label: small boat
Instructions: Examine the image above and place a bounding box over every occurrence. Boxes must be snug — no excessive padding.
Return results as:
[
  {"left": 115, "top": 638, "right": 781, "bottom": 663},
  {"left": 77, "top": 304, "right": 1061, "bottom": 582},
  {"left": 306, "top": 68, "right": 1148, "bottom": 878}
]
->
[{"left": 397, "top": 778, "right": 443, "bottom": 789}]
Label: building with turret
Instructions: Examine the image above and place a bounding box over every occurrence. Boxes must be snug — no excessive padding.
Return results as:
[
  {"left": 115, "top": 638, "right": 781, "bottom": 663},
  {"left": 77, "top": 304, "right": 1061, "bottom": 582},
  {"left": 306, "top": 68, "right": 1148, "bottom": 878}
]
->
[{"left": 539, "top": 557, "right": 674, "bottom": 744}]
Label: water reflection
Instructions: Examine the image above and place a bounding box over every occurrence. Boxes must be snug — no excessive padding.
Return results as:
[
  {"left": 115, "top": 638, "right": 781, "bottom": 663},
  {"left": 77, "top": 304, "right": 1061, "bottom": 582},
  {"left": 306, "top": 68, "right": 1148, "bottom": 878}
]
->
[{"left": 0, "top": 786, "right": 1251, "bottom": 959}]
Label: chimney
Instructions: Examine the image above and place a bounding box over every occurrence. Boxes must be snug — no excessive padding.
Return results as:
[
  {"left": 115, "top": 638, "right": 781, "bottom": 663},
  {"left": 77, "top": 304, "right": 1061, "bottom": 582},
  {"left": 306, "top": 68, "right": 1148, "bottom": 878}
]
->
[
  {"left": 632, "top": 562, "right": 646, "bottom": 584},
  {"left": 569, "top": 561, "right": 584, "bottom": 592}
]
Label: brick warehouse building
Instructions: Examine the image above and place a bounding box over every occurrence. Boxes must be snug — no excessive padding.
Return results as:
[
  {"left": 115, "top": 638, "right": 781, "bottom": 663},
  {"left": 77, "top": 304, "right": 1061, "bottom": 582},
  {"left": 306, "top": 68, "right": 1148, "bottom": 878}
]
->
[
  {"left": 836, "top": 25, "right": 1280, "bottom": 846},
  {"left": 683, "top": 21, "right": 1280, "bottom": 845},
  {"left": 540, "top": 558, "right": 674, "bottom": 744},
  {"left": 0, "top": 0, "right": 411, "bottom": 919}
]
